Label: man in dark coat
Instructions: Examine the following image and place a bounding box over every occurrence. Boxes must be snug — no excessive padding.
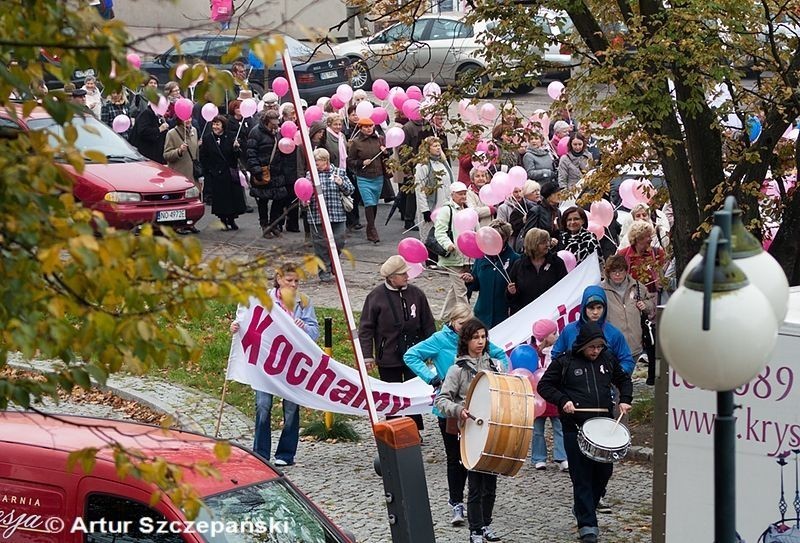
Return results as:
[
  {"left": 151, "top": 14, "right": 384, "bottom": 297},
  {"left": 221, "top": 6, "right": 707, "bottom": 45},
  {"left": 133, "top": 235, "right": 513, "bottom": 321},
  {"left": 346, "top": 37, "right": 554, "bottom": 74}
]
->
[
  {"left": 358, "top": 255, "right": 436, "bottom": 431},
  {"left": 132, "top": 105, "right": 168, "bottom": 164}
]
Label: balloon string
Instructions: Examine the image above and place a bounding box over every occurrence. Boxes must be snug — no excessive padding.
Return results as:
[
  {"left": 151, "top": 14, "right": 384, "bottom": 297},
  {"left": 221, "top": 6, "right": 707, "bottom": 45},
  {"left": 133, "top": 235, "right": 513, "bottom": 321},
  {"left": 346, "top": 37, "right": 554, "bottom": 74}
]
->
[
  {"left": 424, "top": 261, "right": 465, "bottom": 277},
  {"left": 233, "top": 122, "right": 243, "bottom": 142},
  {"left": 485, "top": 255, "right": 511, "bottom": 284},
  {"left": 200, "top": 122, "right": 208, "bottom": 140}
]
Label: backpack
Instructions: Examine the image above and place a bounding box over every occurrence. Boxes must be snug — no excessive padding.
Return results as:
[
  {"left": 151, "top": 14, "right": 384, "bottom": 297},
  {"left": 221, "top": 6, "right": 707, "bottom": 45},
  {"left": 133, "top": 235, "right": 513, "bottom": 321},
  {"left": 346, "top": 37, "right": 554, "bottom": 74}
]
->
[{"left": 211, "top": 0, "right": 234, "bottom": 22}]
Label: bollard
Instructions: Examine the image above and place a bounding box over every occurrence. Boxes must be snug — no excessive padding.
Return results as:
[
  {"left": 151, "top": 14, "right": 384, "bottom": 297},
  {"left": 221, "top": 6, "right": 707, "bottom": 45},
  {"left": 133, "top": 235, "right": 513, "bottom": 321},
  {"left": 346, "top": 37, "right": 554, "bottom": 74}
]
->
[
  {"left": 323, "top": 317, "right": 334, "bottom": 431},
  {"left": 373, "top": 418, "right": 435, "bottom": 543}
]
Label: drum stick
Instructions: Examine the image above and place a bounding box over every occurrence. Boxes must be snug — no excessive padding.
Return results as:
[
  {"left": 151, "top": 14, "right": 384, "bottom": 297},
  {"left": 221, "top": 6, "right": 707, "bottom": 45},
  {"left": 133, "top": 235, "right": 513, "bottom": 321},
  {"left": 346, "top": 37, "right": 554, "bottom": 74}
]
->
[
  {"left": 466, "top": 412, "right": 484, "bottom": 426},
  {"left": 612, "top": 411, "right": 624, "bottom": 433},
  {"left": 573, "top": 408, "right": 608, "bottom": 413}
]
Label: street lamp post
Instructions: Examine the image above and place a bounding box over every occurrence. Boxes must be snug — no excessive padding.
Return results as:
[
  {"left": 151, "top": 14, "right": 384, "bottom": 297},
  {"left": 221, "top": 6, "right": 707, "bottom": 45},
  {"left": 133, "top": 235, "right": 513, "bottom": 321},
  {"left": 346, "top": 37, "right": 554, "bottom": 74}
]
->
[{"left": 659, "top": 197, "right": 787, "bottom": 542}]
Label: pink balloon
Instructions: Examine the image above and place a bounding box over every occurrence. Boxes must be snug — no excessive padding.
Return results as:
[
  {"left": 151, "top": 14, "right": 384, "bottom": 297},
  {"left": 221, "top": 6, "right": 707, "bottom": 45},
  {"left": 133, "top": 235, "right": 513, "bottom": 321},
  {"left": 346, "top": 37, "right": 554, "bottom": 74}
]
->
[
  {"left": 463, "top": 104, "right": 478, "bottom": 123},
  {"left": 240, "top": 98, "right": 258, "bottom": 119},
  {"left": 150, "top": 95, "right": 169, "bottom": 116},
  {"left": 304, "top": 105, "right": 323, "bottom": 124},
  {"left": 336, "top": 84, "right": 353, "bottom": 102},
  {"left": 423, "top": 82, "right": 442, "bottom": 98},
  {"left": 458, "top": 99, "right": 470, "bottom": 116},
  {"left": 402, "top": 99, "right": 421, "bottom": 121},
  {"left": 508, "top": 166, "right": 527, "bottom": 188},
  {"left": 586, "top": 221, "right": 606, "bottom": 240},
  {"left": 590, "top": 199, "right": 614, "bottom": 228},
  {"left": 406, "top": 85, "right": 423, "bottom": 101},
  {"left": 398, "top": 238, "right": 428, "bottom": 264},
  {"left": 278, "top": 137, "right": 296, "bottom": 154},
  {"left": 111, "top": 114, "right": 131, "bottom": 133},
  {"left": 370, "top": 106, "right": 388, "bottom": 124},
  {"left": 457, "top": 231, "right": 484, "bottom": 259},
  {"left": 356, "top": 101, "right": 374, "bottom": 119},
  {"left": 294, "top": 178, "right": 314, "bottom": 203},
  {"left": 239, "top": 171, "right": 248, "bottom": 188},
  {"left": 453, "top": 208, "right": 479, "bottom": 233},
  {"left": 510, "top": 368, "right": 534, "bottom": 380},
  {"left": 293, "top": 132, "right": 302, "bottom": 145},
  {"left": 430, "top": 207, "right": 441, "bottom": 222},
  {"left": 317, "top": 97, "right": 330, "bottom": 108},
  {"left": 557, "top": 250, "right": 577, "bottom": 272},
  {"left": 533, "top": 395, "right": 547, "bottom": 418},
  {"left": 476, "top": 226, "right": 504, "bottom": 256},
  {"left": 329, "top": 95, "right": 346, "bottom": 110},
  {"left": 175, "top": 63, "right": 189, "bottom": 79},
  {"left": 556, "top": 137, "right": 569, "bottom": 157},
  {"left": 619, "top": 178, "right": 639, "bottom": 209},
  {"left": 479, "top": 185, "right": 501, "bottom": 206},
  {"left": 384, "top": 126, "right": 406, "bottom": 148},
  {"left": 174, "top": 98, "right": 194, "bottom": 121},
  {"left": 272, "top": 77, "right": 289, "bottom": 97},
  {"left": 372, "top": 79, "right": 390, "bottom": 100},
  {"left": 479, "top": 103, "right": 497, "bottom": 123},
  {"left": 491, "top": 172, "right": 512, "bottom": 198},
  {"left": 531, "top": 367, "right": 546, "bottom": 386},
  {"left": 126, "top": 53, "right": 141, "bottom": 69},
  {"left": 201, "top": 102, "right": 218, "bottom": 122},
  {"left": 547, "top": 81, "right": 565, "bottom": 100},
  {"left": 408, "top": 262, "right": 425, "bottom": 280},
  {"left": 280, "top": 121, "right": 298, "bottom": 139},
  {"left": 391, "top": 89, "right": 408, "bottom": 110}
]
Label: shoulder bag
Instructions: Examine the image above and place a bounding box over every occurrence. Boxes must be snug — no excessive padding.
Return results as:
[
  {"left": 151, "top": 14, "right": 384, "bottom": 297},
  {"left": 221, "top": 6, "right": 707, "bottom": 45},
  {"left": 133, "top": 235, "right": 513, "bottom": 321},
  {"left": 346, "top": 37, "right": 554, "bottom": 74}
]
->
[
  {"left": 425, "top": 206, "right": 453, "bottom": 258},
  {"left": 251, "top": 139, "right": 277, "bottom": 187}
]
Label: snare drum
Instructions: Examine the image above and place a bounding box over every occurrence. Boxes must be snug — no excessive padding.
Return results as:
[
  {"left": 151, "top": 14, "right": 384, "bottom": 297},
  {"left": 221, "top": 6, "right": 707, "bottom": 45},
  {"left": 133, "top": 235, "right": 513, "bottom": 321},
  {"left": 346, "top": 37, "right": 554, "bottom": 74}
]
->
[
  {"left": 578, "top": 417, "right": 631, "bottom": 463},
  {"left": 460, "top": 371, "right": 535, "bottom": 477}
]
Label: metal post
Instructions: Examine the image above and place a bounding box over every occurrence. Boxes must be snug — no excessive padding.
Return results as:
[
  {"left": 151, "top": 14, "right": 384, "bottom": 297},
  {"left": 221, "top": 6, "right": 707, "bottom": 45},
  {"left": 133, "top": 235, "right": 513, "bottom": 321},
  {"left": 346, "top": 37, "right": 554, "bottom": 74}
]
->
[
  {"left": 651, "top": 306, "right": 669, "bottom": 543},
  {"left": 323, "top": 317, "right": 334, "bottom": 431},
  {"left": 715, "top": 390, "right": 737, "bottom": 542}
]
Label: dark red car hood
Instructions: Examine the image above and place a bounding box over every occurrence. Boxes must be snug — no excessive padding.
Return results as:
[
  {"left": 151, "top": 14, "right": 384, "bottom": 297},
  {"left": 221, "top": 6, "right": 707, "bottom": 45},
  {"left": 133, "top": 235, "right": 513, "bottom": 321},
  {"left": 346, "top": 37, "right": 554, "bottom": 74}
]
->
[{"left": 74, "top": 160, "right": 194, "bottom": 193}]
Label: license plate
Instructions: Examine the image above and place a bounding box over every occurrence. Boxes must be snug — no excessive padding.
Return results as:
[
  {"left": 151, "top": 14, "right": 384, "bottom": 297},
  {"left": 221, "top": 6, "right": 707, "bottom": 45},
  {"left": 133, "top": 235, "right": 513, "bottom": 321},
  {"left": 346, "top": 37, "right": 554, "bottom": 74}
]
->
[
  {"left": 156, "top": 209, "right": 186, "bottom": 222},
  {"left": 75, "top": 69, "right": 95, "bottom": 79},
  {"left": 320, "top": 70, "right": 338, "bottom": 80}
]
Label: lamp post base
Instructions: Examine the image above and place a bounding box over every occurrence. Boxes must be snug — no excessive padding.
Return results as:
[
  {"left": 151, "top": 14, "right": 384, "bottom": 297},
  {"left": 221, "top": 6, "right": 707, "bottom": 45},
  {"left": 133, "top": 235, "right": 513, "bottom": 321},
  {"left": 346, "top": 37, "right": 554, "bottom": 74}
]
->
[{"left": 714, "top": 390, "right": 737, "bottom": 543}]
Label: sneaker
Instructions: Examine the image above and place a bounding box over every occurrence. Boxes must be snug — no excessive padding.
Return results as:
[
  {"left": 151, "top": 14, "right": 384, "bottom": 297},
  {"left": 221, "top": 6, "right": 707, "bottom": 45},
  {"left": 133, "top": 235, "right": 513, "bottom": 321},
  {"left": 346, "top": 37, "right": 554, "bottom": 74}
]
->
[
  {"left": 534, "top": 461, "right": 547, "bottom": 470},
  {"left": 597, "top": 498, "right": 612, "bottom": 514},
  {"left": 580, "top": 534, "right": 598, "bottom": 543},
  {"left": 319, "top": 271, "right": 333, "bottom": 283},
  {"left": 469, "top": 533, "right": 483, "bottom": 543},
  {"left": 450, "top": 503, "right": 465, "bottom": 526},
  {"left": 559, "top": 460, "right": 569, "bottom": 472},
  {"left": 274, "top": 459, "right": 293, "bottom": 467},
  {"left": 482, "top": 525, "right": 501, "bottom": 542}
]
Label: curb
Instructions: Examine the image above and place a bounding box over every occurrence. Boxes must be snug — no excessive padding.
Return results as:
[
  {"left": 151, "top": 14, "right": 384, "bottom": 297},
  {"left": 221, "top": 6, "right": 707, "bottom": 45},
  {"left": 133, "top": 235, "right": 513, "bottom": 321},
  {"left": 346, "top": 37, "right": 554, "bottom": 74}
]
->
[
  {"left": 627, "top": 445, "right": 653, "bottom": 462},
  {"left": 7, "top": 354, "right": 254, "bottom": 442}
]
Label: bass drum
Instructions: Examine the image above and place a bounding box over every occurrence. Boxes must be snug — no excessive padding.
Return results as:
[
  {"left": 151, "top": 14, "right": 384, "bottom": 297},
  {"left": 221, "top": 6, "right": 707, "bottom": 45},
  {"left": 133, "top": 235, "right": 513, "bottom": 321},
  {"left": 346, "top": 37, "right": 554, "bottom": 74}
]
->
[{"left": 460, "top": 371, "right": 535, "bottom": 477}]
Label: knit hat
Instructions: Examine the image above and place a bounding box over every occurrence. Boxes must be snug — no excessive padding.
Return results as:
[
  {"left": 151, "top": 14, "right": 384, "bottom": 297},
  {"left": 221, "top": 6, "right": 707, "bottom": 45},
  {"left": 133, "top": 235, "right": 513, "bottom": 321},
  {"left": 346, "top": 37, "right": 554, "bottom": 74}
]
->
[
  {"left": 574, "top": 321, "right": 606, "bottom": 353},
  {"left": 380, "top": 255, "right": 410, "bottom": 278},
  {"left": 523, "top": 180, "right": 541, "bottom": 196},
  {"left": 553, "top": 120, "right": 570, "bottom": 134},
  {"left": 540, "top": 181, "right": 562, "bottom": 200},
  {"left": 532, "top": 319, "right": 558, "bottom": 342},
  {"left": 356, "top": 117, "right": 375, "bottom": 127}
]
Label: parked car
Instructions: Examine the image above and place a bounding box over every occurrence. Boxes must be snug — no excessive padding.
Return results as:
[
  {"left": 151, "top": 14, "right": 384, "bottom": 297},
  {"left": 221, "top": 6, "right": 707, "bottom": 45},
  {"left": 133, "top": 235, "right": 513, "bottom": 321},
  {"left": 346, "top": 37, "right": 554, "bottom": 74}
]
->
[
  {"left": 332, "top": 11, "right": 573, "bottom": 97},
  {"left": 141, "top": 34, "right": 350, "bottom": 103},
  {"left": 0, "top": 106, "right": 204, "bottom": 230},
  {"left": 0, "top": 412, "right": 355, "bottom": 542}
]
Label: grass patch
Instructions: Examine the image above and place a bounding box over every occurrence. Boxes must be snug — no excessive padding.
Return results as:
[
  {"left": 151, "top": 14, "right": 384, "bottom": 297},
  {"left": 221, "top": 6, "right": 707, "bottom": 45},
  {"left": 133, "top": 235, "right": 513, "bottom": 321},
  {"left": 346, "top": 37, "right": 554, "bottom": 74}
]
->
[
  {"left": 154, "top": 301, "right": 363, "bottom": 429},
  {"left": 629, "top": 395, "right": 655, "bottom": 426}
]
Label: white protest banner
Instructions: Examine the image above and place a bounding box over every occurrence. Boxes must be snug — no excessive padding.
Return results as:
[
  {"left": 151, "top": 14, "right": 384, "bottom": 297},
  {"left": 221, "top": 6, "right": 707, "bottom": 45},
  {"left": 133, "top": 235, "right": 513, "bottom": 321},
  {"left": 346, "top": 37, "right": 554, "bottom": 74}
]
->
[
  {"left": 227, "top": 301, "right": 435, "bottom": 417},
  {"left": 226, "top": 252, "right": 600, "bottom": 417},
  {"left": 490, "top": 252, "right": 602, "bottom": 351}
]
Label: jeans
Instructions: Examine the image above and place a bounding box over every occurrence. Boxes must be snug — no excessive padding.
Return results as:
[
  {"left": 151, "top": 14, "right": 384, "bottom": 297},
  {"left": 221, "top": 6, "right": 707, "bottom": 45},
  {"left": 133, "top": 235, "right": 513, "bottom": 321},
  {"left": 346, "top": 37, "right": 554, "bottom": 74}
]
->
[
  {"left": 467, "top": 470, "right": 497, "bottom": 534},
  {"left": 438, "top": 417, "right": 468, "bottom": 505},
  {"left": 311, "top": 221, "right": 346, "bottom": 274},
  {"left": 531, "top": 416, "right": 566, "bottom": 463},
  {"left": 563, "top": 431, "right": 613, "bottom": 533},
  {"left": 253, "top": 390, "right": 300, "bottom": 463}
]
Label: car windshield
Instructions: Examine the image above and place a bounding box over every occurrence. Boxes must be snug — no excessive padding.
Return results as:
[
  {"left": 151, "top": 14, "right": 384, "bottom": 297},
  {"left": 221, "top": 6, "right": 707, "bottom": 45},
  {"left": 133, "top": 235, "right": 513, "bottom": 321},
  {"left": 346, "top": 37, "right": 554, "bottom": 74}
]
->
[
  {"left": 283, "top": 36, "right": 313, "bottom": 58},
  {"left": 195, "top": 479, "right": 345, "bottom": 543},
  {"left": 27, "top": 115, "right": 142, "bottom": 161}
]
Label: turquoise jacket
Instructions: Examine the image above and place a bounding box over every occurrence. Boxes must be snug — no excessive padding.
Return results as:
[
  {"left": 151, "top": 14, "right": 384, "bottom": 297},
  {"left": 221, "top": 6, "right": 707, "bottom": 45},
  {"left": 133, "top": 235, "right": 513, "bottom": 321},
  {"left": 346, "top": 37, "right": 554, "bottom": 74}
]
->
[{"left": 404, "top": 324, "right": 508, "bottom": 418}]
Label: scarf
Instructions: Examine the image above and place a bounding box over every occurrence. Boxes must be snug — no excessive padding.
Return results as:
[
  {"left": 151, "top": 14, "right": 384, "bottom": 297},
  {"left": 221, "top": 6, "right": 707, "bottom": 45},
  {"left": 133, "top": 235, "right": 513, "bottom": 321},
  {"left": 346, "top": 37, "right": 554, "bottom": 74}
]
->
[{"left": 327, "top": 127, "right": 347, "bottom": 170}]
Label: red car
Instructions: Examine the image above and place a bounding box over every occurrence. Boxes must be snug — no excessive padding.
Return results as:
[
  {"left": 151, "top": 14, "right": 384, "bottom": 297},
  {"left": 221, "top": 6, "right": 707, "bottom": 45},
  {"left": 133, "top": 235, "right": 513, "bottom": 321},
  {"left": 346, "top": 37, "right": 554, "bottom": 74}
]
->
[
  {"left": 0, "top": 412, "right": 356, "bottom": 542},
  {"left": 1, "top": 106, "right": 205, "bottom": 230}
]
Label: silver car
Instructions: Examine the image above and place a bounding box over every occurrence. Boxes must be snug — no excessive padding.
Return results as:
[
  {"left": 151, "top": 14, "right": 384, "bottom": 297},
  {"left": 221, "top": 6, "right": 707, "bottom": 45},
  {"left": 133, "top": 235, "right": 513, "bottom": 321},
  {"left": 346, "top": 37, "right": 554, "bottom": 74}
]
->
[{"left": 333, "top": 11, "right": 573, "bottom": 97}]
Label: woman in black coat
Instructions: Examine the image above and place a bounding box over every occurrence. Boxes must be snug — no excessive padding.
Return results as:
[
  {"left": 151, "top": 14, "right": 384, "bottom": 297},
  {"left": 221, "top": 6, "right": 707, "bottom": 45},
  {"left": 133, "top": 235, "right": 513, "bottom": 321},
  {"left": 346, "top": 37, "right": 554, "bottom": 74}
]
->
[
  {"left": 132, "top": 106, "right": 167, "bottom": 164},
  {"left": 246, "top": 110, "right": 286, "bottom": 239},
  {"left": 506, "top": 227, "right": 568, "bottom": 314},
  {"left": 200, "top": 115, "right": 246, "bottom": 230}
]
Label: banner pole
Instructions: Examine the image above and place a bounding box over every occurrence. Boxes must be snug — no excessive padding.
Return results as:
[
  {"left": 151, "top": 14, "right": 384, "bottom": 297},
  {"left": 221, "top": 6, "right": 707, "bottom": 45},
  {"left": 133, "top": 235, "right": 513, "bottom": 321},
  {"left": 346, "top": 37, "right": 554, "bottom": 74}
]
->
[{"left": 281, "top": 49, "right": 380, "bottom": 425}]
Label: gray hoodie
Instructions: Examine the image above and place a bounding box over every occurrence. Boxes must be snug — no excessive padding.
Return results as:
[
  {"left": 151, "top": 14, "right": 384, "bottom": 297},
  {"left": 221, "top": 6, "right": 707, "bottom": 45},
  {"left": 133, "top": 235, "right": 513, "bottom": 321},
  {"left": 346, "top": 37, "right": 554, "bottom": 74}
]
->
[{"left": 435, "top": 353, "right": 504, "bottom": 418}]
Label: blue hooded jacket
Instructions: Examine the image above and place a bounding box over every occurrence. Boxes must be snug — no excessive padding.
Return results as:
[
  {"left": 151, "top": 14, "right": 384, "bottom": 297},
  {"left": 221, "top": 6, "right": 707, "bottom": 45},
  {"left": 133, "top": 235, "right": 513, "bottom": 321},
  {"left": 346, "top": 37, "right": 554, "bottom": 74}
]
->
[
  {"left": 550, "top": 285, "right": 635, "bottom": 374},
  {"left": 404, "top": 324, "right": 508, "bottom": 417}
]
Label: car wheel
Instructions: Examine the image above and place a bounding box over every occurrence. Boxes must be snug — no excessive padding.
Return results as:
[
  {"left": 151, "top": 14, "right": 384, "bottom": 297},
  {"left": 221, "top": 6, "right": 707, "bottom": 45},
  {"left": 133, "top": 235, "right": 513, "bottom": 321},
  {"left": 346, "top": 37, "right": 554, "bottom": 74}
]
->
[
  {"left": 348, "top": 57, "right": 371, "bottom": 90},
  {"left": 510, "top": 83, "right": 535, "bottom": 95},
  {"left": 457, "top": 64, "right": 488, "bottom": 98}
]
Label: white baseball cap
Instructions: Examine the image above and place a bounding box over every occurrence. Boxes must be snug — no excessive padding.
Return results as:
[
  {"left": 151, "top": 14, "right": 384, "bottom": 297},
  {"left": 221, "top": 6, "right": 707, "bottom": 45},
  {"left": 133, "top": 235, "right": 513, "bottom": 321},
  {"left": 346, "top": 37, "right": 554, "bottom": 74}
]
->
[{"left": 450, "top": 182, "right": 468, "bottom": 193}]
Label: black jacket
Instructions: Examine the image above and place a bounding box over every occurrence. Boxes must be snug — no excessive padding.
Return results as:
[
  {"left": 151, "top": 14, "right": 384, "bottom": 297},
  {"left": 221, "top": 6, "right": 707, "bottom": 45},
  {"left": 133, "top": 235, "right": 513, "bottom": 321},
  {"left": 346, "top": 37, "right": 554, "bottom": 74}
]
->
[
  {"left": 517, "top": 200, "right": 561, "bottom": 244},
  {"left": 537, "top": 349, "right": 633, "bottom": 433},
  {"left": 132, "top": 107, "right": 167, "bottom": 164},
  {"left": 506, "top": 252, "right": 567, "bottom": 314},
  {"left": 246, "top": 123, "right": 286, "bottom": 200},
  {"left": 200, "top": 130, "right": 246, "bottom": 217}
]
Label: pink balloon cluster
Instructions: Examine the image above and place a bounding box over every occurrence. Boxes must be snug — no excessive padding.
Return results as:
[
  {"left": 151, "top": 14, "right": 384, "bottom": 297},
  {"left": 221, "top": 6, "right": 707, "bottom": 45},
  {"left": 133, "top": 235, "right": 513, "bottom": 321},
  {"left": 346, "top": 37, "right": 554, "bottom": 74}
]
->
[
  {"left": 510, "top": 368, "right": 548, "bottom": 417},
  {"left": 619, "top": 178, "right": 654, "bottom": 209},
  {"left": 479, "top": 168, "right": 526, "bottom": 206},
  {"left": 476, "top": 226, "right": 503, "bottom": 256},
  {"left": 582, "top": 199, "right": 615, "bottom": 243}
]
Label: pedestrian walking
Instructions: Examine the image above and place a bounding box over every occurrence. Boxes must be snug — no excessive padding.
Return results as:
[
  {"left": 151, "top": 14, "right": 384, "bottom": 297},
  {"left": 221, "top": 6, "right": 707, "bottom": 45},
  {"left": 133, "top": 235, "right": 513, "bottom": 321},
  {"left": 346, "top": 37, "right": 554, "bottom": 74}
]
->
[
  {"left": 347, "top": 117, "right": 388, "bottom": 243},
  {"left": 200, "top": 115, "right": 246, "bottom": 230},
  {"left": 247, "top": 109, "right": 286, "bottom": 239}
]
